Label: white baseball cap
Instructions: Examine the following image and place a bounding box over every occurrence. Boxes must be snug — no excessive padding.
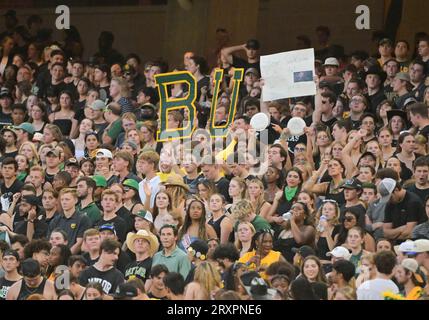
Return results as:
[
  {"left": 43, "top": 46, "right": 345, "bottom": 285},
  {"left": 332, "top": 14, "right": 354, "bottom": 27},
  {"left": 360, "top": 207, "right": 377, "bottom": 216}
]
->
[
  {"left": 401, "top": 258, "right": 418, "bottom": 273},
  {"left": 323, "top": 57, "right": 339, "bottom": 67},
  {"left": 96, "top": 148, "right": 113, "bottom": 159},
  {"left": 414, "top": 239, "right": 429, "bottom": 253},
  {"left": 378, "top": 178, "right": 397, "bottom": 202},
  {"left": 327, "top": 246, "right": 352, "bottom": 260},
  {"left": 394, "top": 240, "right": 417, "bottom": 255}
]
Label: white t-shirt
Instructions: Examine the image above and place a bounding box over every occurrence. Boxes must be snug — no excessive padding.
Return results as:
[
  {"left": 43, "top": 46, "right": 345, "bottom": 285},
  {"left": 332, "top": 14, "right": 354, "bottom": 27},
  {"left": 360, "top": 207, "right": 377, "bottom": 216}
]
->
[
  {"left": 357, "top": 278, "right": 399, "bottom": 300},
  {"left": 138, "top": 175, "right": 161, "bottom": 209}
]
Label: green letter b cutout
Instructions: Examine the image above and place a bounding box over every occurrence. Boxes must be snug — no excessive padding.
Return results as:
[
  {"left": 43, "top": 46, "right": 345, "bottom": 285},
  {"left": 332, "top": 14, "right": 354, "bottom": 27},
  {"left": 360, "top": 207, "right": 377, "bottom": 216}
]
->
[
  {"left": 209, "top": 68, "right": 244, "bottom": 137},
  {"left": 155, "top": 71, "right": 196, "bottom": 142}
]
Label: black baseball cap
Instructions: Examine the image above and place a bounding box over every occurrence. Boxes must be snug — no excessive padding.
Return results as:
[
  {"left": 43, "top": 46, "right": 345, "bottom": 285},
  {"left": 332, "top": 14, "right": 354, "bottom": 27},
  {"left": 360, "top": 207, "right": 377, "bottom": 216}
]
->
[
  {"left": 21, "top": 258, "right": 41, "bottom": 277},
  {"left": 21, "top": 195, "right": 40, "bottom": 206},
  {"left": 113, "top": 283, "right": 138, "bottom": 300},
  {"left": 65, "top": 158, "right": 79, "bottom": 167},
  {"left": 291, "top": 245, "right": 315, "bottom": 259},
  {"left": 341, "top": 178, "right": 363, "bottom": 190},
  {"left": 245, "top": 39, "right": 260, "bottom": 50}
]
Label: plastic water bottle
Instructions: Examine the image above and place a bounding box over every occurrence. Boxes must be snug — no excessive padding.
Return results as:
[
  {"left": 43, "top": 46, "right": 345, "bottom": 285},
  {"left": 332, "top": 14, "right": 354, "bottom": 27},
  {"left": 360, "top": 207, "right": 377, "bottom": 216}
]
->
[
  {"left": 317, "top": 215, "right": 327, "bottom": 232},
  {"left": 282, "top": 212, "right": 292, "bottom": 221}
]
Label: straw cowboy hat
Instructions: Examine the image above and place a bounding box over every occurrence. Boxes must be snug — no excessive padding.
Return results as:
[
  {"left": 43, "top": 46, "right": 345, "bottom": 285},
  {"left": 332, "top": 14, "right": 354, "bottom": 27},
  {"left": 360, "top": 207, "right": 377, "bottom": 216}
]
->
[
  {"left": 126, "top": 230, "right": 159, "bottom": 256},
  {"left": 163, "top": 174, "right": 190, "bottom": 192}
]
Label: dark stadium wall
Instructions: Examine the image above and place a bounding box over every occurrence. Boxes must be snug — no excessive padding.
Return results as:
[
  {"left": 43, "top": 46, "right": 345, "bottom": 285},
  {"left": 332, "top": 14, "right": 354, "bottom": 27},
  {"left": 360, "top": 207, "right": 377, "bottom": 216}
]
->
[{"left": 0, "top": 0, "right": 428, "bottom": 67}]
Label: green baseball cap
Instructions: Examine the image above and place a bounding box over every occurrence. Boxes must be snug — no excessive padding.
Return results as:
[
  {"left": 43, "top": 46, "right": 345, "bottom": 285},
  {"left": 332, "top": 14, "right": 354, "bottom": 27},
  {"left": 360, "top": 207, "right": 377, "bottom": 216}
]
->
[
  {"left": 92, "top": 175, "right": 107, "bottom": 188},
  {"left": 14, "top": 122, "right": 35, "bottom": 135},
  {"left": 135, "top": 210, "right": 153, "bottom": 224},
  {"left": 123, "top": 179, "right": 139, "bottom": 191}
]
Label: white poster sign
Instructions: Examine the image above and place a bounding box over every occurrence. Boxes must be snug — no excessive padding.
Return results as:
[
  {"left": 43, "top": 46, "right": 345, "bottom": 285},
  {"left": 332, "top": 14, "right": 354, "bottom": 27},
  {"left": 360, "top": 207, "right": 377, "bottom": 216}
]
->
[{"left": 260, "top": 48, "right": 316, "bottom": 101}]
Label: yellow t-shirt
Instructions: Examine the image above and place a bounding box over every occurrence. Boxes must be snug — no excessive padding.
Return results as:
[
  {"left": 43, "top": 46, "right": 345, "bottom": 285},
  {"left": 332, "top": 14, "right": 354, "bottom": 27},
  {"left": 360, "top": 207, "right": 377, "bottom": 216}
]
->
[{"left": 239, "top": 250, "right": 282, "bottom": 280}]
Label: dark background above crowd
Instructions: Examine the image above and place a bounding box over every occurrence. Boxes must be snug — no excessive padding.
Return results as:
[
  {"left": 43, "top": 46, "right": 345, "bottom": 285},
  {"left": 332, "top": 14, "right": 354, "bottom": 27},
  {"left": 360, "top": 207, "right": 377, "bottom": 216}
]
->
[{"left": 0, "top": 1, "right": 427, "bottom": 68}]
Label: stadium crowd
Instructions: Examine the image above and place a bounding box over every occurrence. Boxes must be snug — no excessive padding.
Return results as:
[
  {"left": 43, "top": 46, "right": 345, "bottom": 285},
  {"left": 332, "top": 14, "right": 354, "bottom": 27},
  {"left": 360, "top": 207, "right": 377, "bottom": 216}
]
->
[{"left": 0, "top": 10, "right": 429, "bottom": 300}]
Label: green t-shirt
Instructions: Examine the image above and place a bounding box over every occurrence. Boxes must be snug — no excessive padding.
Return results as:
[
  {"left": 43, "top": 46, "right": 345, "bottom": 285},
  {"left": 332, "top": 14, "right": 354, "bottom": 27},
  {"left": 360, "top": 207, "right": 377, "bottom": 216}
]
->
[
  {"left": 251, "top": 215, "right": 272, "bottom": 232},
  {"left": 77, "top": 202, "right": 101, "bottom": 226},
  {"left": 107, "top": 119, "right": 123, "bottom": 143},
  {"left": 234, "top": 215, "right": 271, "bottom": 232}
]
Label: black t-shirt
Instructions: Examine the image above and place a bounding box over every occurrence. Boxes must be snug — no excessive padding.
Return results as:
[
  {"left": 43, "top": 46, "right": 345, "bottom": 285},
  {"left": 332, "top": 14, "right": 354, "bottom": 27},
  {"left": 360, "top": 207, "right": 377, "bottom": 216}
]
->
[
  {"left": 98, "top": 85, "right": 111, "bottom": 102},
  {"left": 79, "top": 266, "right": 124, "bottom": 294},
  {"left": 232, "top": 56, "right": 260, "bottom": 74},
  {"left": 393, "top": 92, "right": 416, "bottom": 110},
  {"left": 0, "top": 110, "right": 12, "bottom": 127},
  {"left": 0, "top": 179, "right": 24, "bottom": 212},
  {"left": 406, "top": 185, "right": 429, "bottom": 205},
  {"left": 0, "top": 277, "right": 19, "bottom": 300},
  {"left": 14, "top": 217, "right": 49, "bottom": 240},
  {"left": 366, "top": 90, "right": 386, "bottom": 114},
  {"left": 147, "top": 291, "right": 168, "bottom": 300},
  {"left": 116, "top": 206, "right": 134, "bottom": 234},
  {"left": 48, "top": 211, "right": 92, "bottom": 247},
  {"left": 214, "top": 177, "right": 231, "bottom": 203},
  {"left": 3, "top": 150, "right": 18, "bottom": 159},
  {"left": 197, "top": 76, "right": 210, "bottom": 101},
  {"left": 384, "top": 191, "right": 426, "bottom": 229},
  {"left": 411, "top": 82, "right": 426, "bottom": 102},
  {"left": 417, "top": 125, "right": 429, "bottom": 141},
  {"left": 321, "top": 117, "right": 337, "bottom": 131},
  {"left": 124, "top": 257, "right": 152, "bottom": 282},
  {"left": 45, "top": 170, "right": 60, "bottom": 184},
  {"left": 82, "top": 252, "right": 99, "bottom": 266}
]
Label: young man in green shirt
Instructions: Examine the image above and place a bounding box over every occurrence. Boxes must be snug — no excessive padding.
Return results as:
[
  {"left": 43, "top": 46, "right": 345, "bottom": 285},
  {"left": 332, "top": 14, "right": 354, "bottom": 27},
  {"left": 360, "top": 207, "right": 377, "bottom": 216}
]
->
[
  {"left": 76, "top": 177, "right": 101, "bottom": 226},
  {"left": 152, "top": 225, "right": 191, "bottom": 280}
]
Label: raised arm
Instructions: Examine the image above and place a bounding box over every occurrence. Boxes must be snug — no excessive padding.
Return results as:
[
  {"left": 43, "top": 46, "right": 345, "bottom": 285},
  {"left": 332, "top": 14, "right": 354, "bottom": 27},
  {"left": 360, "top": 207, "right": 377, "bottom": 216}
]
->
[
  {"left": 221, "top": 44, "right": 246, "bottom": 65},
  {"left": 302, "top": 160, "right": 329, "bottom": 195}
]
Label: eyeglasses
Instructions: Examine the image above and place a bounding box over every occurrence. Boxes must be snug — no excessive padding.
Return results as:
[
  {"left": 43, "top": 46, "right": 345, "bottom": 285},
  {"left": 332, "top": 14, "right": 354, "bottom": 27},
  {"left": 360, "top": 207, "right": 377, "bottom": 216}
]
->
[{"left": 351, "top": 98, "right": 364, "bottom": 103}]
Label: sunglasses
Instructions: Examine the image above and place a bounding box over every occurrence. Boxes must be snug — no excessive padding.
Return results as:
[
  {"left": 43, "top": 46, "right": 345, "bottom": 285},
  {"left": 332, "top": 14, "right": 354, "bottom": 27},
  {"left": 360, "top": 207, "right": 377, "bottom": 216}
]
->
[
  {"left": 344, "top": 216, "right": 355, "bottom": 222},
  {"left": 294, "top": 147, "right": 306, "bottom": 152}
]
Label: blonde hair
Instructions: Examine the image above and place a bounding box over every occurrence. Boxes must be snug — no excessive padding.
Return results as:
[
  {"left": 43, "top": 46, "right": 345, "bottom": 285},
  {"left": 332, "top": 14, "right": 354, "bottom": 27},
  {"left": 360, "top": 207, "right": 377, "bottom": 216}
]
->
[
  {"left": 231, "top": 199, "right": 254, "bottom": 221},
  {"left": 111, "top": 77, "right": 130, "bottom": 97},
  {"left": 230, "top": 177, "right": 247, "bottom": 199},
  {"left": 194, "top": 261, "right": 222, "bottom": 295},
  {"left": 19, "top": 141, "right": 40, "bottom": 164},
  {"left": 44, "top": 124, "right": 64, "bottom": 143},
  {"left": 234, "top": 221, "right": 256, "bottom": 250},
  {"left": 60, "top": 188, "right": 78, "bottom": 198},
  {"left": 333, "top": 286, "right": 356, "bottom": 300},
  {"left": 246, "top": 179, "right": 266, "bottom": 215}
]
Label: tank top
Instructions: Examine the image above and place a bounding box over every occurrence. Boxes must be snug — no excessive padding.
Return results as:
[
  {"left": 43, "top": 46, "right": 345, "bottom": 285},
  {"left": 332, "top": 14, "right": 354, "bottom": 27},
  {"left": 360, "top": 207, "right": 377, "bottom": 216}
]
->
[
  {"left": 17, "top": 277, "right": 47, "bottom": 300},
  {"left": 325, "top": 181, "right": 346, "bottom": 206},
  {"left": 52, "top": 112, "right": 73, "bottom": 136},
  {"left": 316, "top": 224, "right": 341, "bottom": 260},
  {"left": 208, "top": 215, "right": 226, "bottom": 239}
]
